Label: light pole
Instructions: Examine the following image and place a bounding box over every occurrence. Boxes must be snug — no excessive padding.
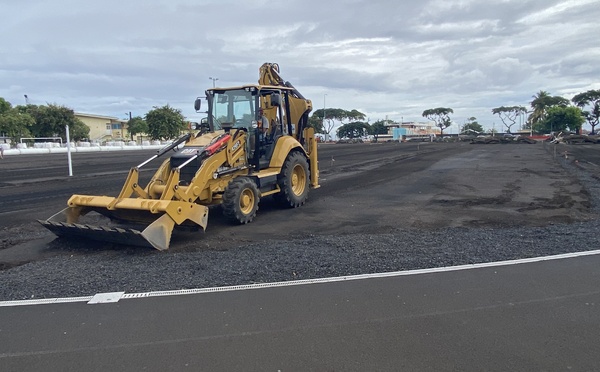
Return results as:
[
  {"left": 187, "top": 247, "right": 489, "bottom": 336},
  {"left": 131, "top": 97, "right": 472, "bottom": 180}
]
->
[
  {"left": 323, "top": 93, "right": 327, "bottom": 141},
  {"left": 125, "top": 112, "right": 133, "bottom": 141},
  {"left": 209, "top": 77, "right": 219, "bottom": 88}
]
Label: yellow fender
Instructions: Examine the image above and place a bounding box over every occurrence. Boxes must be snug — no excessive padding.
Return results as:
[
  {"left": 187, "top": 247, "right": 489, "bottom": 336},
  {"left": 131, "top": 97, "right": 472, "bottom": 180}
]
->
[
  {"left": 268, "top": 136, "right": 306, "bottom": 169},
  {"left": 268, "top": 128, "right": 319, "bottom": 189}
]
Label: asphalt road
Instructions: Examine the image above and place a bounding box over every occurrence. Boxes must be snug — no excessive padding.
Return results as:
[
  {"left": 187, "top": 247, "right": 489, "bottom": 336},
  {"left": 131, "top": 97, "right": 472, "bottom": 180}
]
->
[{"left": 1, "top": 252, "right": 599, "bottom": 371}]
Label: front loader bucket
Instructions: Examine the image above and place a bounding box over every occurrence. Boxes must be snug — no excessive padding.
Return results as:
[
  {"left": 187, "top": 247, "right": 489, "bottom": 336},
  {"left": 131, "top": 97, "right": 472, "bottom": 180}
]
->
[
  {"left": 39, "top": 214, "right": 154, "bottom": 248},
  {"left": 39, "top": 199, "right": 209, "bottom": 250}
]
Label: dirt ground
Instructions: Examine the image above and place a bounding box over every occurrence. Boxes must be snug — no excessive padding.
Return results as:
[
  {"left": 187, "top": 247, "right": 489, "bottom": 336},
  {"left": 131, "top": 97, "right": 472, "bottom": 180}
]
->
[{"left": 0, "top": 141, "right": 598, "bottom": 268}]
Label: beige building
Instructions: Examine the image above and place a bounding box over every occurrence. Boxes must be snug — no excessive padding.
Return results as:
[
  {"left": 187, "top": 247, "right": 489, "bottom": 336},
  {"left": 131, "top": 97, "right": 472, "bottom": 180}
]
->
[{"left": 75, "top": 112, "right": 128, "bottom": 142}]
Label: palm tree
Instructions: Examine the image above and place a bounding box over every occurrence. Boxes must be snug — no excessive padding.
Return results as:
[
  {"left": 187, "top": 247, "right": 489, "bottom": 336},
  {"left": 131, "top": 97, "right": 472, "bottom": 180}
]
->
[
  {"left": 528, "top": 91, "right": 570, "bottom": 131},
  {"left": 529, "top": 90, "right": 551, "bottom": 127}
]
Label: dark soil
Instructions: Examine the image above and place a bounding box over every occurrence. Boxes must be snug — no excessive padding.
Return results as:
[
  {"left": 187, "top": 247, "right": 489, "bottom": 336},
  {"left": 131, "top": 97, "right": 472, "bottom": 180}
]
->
[{"left": 1, "top": 141, "right": 599, "bottom": 300}]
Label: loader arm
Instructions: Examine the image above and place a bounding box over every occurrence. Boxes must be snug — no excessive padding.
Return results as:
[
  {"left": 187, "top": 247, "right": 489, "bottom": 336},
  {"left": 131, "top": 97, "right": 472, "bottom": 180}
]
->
[{"left": 42, "top": 130, "right": 250, "bottom": 251}]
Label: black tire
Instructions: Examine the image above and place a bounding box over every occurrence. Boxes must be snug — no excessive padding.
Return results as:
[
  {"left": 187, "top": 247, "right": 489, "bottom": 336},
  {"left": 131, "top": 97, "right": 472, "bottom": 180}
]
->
[
  {"left": 222, "top": 177, "right": 260, "bottom": 224},
  {"left": 274, "top": 151, "right": 310, "bottom": 208}
]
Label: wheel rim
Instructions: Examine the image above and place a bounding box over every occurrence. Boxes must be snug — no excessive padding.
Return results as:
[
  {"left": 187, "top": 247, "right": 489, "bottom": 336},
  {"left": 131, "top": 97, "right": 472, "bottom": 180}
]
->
[
  {"left": 291, "top": 164, "right": 307, "bottom": 196},
  {"left": 239, "top": 188, "right": 255, "bottom": 215}
]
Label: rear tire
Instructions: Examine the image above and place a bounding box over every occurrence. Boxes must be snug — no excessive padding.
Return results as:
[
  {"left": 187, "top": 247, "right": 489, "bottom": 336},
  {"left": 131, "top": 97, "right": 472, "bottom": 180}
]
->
[
  {"left": 222, "top": 177, "right": 260, "bottom": 224},
  {"left": 274, "top": 151, "right": 310, "bottom": 208}
]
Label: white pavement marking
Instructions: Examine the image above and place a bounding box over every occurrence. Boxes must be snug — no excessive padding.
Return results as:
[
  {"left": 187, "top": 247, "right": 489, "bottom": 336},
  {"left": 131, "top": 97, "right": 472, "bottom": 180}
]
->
[
  {"left": 1, "top": 249, "right": 600, "bottom": 307},
  {"left": 0, "top": 296, "right": 93, "bottom": 307},
  {"left": 87, "top": 292, "right": 125, "bottom": 304}
]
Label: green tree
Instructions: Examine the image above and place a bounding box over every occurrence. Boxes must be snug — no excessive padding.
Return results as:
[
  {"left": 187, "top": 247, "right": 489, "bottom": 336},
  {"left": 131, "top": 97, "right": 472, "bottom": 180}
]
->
[
  {"left": 528, "top": 90, "right": 569, "bottom": 128},
  {"left": 0, "top": 97, "right": 11, "bottom": 115},
  {"left": 20, "top": 103, "right": 89, "bottom": 141},
  {"left": 572, "top": 89, "right": 600, "bottom": 134},
  {"left": 127, "top": 116, "right": 148, "bottom": 141},
  {"left": 534, "top": 106, "right": 584, "bottom": 134},
  {"left": 422, "top": 107, "right": 453, "bottom": 137},
  {"left": 346, "top": 109, "right": 366, "bottom": 121},
  {"left": 69, "top": 119, "right": 89, "bottom": 141},
  {"left": 491, "top": 106, "right": 527, "bottom": 133},
  {"left": 310, "top": 108, "right": 335, "bottom": 136},
  {"left": 460, "top": 117, "right": 484, "bottom": 135},
  {"left": 369, "top": 120, "right": 389, "bottom": 142},
  {"left": 0, "top": 110, "right": 34, "bottom": 144},
  {"left": 337, "top": 121, "right": 370, "bottom": 139},
  {"left": 529, "top": 90, "right": 550, "bottom": 126},
  {"left": 145, "top": 104, "right": 186, "bottom": 140},
  {"left": 307, "top": 113, "right": 324, "bottom": 134},
  {"left": 0, "top": 98, "right": 35, "bottom": 144}
]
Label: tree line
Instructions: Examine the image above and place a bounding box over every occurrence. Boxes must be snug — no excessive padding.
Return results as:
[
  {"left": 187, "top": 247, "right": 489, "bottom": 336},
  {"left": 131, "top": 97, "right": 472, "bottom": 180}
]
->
[
  {"left": 308, "top": 108, "right": 388, "bottom": 141},
  {"left": 418, "top": 89, "right": 600, "bottom": 137},
  {"left": 0, "top": 97, "right": 187, "bottom": 145},
  {"left": 3, "top": 87, "right": 598, "bottom": 145},
  {"left": 307, "top": 88, "right": 600, "bottom": 140},
  {"left": 0, "top": 99, "right": 90, "bottom": 144}
]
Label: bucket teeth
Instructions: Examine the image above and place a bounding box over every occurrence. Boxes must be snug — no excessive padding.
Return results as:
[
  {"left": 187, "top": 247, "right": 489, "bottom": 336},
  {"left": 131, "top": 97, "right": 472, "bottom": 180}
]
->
[{"left": 38, "top": 220, "right": 152, "bottom": 248}]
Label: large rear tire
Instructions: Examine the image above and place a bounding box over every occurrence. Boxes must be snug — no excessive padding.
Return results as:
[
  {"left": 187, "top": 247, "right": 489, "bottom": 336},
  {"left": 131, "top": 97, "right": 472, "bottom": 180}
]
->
[
  {"left": 274, "top": 151, "right": 310, "bottom": 208},
  {"left": 222, "top": 177, "right": 260, "bottom": 224}
]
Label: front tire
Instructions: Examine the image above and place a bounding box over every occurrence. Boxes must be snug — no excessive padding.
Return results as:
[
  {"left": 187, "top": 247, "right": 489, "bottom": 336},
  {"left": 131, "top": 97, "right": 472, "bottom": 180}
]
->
[
  {"left": 274, "top": 151, "right": 310, "bottom": 208},
  {"left": 222, "top": 177, "right": 260, "bottom": 224}
]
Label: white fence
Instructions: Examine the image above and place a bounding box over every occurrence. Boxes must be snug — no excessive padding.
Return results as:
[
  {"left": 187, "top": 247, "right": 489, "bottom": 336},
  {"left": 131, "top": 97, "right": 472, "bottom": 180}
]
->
[{"left": 2, "top": 140, "right": 168, "bottom": 156}]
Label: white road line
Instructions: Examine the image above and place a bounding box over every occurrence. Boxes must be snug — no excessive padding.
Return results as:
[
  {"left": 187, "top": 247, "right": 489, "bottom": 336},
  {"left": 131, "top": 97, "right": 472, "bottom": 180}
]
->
[{"left": 2, "top": 249, "right": 600, "bottom": 307}]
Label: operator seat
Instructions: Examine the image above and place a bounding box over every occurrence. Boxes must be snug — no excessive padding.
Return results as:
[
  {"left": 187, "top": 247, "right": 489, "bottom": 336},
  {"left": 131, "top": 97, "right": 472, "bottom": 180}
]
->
[{"left": 262, "top": 119, "right": 281, "bottom": 160}]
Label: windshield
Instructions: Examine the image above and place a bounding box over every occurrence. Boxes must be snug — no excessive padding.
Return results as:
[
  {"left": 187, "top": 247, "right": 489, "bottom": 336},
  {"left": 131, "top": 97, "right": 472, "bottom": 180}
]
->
[{"left": 211, "top": 89, "right": 255, "bottom": 130}]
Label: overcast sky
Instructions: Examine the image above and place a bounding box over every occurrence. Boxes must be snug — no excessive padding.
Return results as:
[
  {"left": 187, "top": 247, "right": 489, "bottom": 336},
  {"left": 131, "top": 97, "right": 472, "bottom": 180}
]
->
[{"left": 1, "top": 0, "right": 599, "bottom": 133}]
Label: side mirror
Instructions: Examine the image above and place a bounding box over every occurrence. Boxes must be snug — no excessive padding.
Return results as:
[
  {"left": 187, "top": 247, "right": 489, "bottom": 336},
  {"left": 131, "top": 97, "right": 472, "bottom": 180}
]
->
[
  {"left": 194, "top": 98, "right": 202, "bottom": 112},
  {"left": 270, "top": 93, "right": 281, "bottom": 107},
  {"left": 192, "top": 118, "right": 209, "bottom": 130}
]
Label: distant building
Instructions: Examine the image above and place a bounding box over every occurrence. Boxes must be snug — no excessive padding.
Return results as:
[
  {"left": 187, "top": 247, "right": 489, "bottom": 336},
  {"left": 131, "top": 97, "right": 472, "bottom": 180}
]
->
[
  {"left": 75, "top": 113, "right": 128, "bottom": 142},
  {"left": 385, "top": 121, "right": 440, "bottom": 141}
]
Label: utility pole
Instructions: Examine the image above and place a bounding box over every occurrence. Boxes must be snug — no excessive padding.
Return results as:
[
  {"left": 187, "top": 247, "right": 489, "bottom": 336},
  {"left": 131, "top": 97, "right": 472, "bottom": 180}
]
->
[
  {"left": 209, "top": 77, "right": 219, "bottom": 88},
  {"left": 323, "top": 93, "right": 327, "bottom": 141},
  {"left": 127, "top": 111, "right": 133, "bottom": 141},
  {"left": 65, "top": 125, "right": 73, "bottom": 176}
]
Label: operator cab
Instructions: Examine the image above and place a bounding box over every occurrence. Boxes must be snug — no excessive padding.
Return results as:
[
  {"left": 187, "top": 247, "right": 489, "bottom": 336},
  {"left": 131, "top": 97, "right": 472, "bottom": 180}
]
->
[{"left": 203, "top": 86, "right": 288, "bottom": 170}]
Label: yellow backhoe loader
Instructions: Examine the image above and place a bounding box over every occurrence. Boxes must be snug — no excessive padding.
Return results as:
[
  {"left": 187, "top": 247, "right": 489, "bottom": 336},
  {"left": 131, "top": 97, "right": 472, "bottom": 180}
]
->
[{"left": 40, "top": 63, "right": 319, "bottom": 250}]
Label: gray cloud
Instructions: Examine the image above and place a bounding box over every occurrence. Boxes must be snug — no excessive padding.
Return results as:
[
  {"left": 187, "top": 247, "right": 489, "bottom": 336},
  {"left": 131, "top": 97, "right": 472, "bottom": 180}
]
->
[{"left": 1, "top": 0, "right": 599, "bottom": 130}]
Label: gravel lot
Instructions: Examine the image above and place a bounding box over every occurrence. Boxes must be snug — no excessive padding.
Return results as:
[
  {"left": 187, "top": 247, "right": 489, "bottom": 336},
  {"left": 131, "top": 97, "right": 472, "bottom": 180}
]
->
[{"left": 1, "top": 142, "right": 599, "bottom": 301}]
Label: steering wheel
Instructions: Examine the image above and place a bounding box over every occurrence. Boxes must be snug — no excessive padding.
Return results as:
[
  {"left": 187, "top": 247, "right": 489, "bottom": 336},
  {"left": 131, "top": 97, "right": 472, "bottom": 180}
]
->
[{"left": 235, "top": 119, "right": 250, "bottom": 128}]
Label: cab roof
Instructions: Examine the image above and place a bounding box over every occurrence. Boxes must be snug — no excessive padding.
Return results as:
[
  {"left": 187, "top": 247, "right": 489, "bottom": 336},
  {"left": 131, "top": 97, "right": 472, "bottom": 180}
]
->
[{"left": 207, "top": 84, "right": 295, "bottom": 92}]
